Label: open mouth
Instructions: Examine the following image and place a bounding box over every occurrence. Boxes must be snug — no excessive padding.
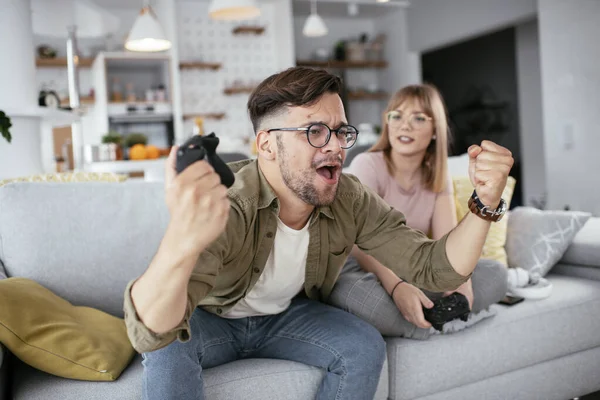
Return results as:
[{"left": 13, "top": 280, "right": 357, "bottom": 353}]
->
[
  {"left": 397, "top": 135, "right": 415, "bottom": 144},
  {"left": 316, "top": 163, "right": 341, "bottom": 184}
]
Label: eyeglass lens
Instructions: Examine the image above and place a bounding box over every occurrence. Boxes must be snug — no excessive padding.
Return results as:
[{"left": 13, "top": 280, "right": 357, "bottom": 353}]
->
[
  {"left": 307, "top": 123, "right": 358, "bottom": 149},
  {"left": 387, "top": 111, "right": 430, "bottom": 127}
]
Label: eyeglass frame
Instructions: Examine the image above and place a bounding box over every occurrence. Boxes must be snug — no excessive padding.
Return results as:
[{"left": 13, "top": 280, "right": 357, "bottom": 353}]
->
[
  {"left": 385, "top": 110, "right": 433, "bottom": 128},
  {"left": 266, "top": 123, "right": 360, "bottom": 149}
]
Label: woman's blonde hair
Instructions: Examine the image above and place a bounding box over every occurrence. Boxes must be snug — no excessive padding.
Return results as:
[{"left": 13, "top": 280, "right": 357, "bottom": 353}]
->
[{"left": 369, "top": 83, "right": 451, "bottom": 193}]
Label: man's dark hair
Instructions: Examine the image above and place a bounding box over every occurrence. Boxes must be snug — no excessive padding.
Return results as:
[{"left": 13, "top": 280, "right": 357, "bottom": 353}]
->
[{"left": 247, "top": 66, "right": 343, "bottom": 132}]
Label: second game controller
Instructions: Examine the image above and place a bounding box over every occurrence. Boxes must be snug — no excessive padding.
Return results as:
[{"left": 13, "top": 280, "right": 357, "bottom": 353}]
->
[
  {"left": 175, "top": 132, "right": 236, "bottom": 188},
  {"left": 423, "top": 292, "right": 470, "bottom": 331}
]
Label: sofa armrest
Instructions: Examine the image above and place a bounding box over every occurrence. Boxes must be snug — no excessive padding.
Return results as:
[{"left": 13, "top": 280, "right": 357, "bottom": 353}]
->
[{"left": 560, "top": 217, "right": 600, "bottom": 268}]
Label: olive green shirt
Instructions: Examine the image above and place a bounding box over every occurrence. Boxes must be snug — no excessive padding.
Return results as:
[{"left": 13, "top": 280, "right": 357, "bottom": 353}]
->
[{"left": 123, "top": 159, "right": 469, "bottom": 353}]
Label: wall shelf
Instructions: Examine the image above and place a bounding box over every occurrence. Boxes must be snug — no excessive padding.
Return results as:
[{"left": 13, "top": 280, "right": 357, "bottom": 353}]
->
[
  {"left": 232, "top": 26, "right": 265, "bottom": 35},
  {"left": 179, "top": 61, "right": 222, "bottom": 70},
  {"left": 347, "top": 91, "right": 389, "bottom": 100},
  {"left": 224, "top": 86, "right": 256, "bottom": 95},
  {"left": 60, "top": 96, "right": 95, "bottom": 107},
  {"left": 296, "top": 60, "right": 388, "bottom": 69},
  {"left": 36, "top": 57, "right": 94, "bottom": 68},
  {"left": 183, "top": 113, "right": 226, "bottom": 120}
]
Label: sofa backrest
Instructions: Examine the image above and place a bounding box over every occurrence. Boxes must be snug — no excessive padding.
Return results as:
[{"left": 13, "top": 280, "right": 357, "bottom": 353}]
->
[{"left": 0, "top": 181, "right": 169, "bottom": 318}]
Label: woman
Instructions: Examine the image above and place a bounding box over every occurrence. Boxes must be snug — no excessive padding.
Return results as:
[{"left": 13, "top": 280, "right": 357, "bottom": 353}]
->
[{"left": 329, "top": 84, "right": 507, "bottom": 339}]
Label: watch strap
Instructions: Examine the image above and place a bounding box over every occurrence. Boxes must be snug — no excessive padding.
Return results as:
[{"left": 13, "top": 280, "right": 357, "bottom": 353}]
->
[{"left": 467, "top": 190, "right": 507, "bottom": 222}]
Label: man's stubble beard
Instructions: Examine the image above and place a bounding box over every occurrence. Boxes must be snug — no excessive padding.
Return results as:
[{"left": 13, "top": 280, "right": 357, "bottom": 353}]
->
[{"left": 276, "top": 136, "right": 338, "bottom": 207}]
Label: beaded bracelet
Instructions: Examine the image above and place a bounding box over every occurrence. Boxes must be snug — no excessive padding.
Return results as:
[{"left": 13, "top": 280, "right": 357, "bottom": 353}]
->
[{"left": 390, "top": 280, "right": 405, "bottom": 298}]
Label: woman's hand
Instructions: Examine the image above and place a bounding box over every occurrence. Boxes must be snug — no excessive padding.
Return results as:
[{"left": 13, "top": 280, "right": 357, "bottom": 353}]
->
[
  {"left": 443, "top": 278, "right": 474, "bottom": 310},
  {"left": 392, "top": 282, "right": 434, "bottom": 329}
]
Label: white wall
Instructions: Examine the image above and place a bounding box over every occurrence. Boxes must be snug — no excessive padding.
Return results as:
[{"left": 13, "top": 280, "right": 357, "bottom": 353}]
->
[
  {"left": 538, "top": 0, "right": 600, "bottom": 215},
  {"left": 293, "top": 16, "right": 383, "bottom": 126},
  {"left": 177, "top": 0, "right": 294, "bottom": 152},
  {"left": 406, "top": 0, "right": 537, "bottom": 52},
  {"left": 377, "top": 9, "right": 417, "bottom": 90},
  {"left": 0, "top": 0, "right": 44, "bottom": 179},
  {"left": 516, "top": 19, "right": 545, "bottom": 208},
  {"left": 293, "top": 11, "right": 413, "bottom": 128}
]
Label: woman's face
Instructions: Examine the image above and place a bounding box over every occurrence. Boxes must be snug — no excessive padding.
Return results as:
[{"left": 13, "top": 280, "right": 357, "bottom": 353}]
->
[{"left": 386, "top": 99, "right": 435, "bottom": 158}]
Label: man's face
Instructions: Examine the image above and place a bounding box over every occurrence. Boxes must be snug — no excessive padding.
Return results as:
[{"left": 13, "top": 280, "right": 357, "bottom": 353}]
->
[{"left": 271, "top": 92, "right": 348, "bottom": 207}]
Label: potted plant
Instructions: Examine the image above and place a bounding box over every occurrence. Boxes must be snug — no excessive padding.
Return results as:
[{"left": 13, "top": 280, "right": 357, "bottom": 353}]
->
[
  {"left": 0, "top": 110, "right": 12, "bottom": 144},
  {"left": 101, "top": 131, "right": 123, "bottom": 160},
  {"left": 124, "top": 133, "right": 148, "bottom": 160}
]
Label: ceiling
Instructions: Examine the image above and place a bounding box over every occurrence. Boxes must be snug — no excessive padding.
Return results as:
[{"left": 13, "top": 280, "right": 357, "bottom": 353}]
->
[{"left": 89, "top": 0, "right": 411, "bottom": 17}]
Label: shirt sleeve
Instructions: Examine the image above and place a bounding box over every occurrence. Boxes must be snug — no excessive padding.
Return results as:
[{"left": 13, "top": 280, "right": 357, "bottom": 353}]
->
[
  {"left": 353, "top": 180, "right": 470, "bottom": 292},
  {"left": 123, "top": 204, "right": 243, "bottom": 354},
  {"left": 346, "top": 152, "right": 383, "bottom": 197}
]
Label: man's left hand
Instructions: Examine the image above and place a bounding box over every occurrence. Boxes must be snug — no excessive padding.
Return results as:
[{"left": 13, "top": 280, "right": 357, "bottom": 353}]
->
[{"left": 468, "top": 140, "right": 514, "bottom": 208}]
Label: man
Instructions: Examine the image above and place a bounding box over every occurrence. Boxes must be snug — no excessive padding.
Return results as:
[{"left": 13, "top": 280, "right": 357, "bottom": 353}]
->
[{"left": 124, "top": 66, "right": 514, "bottom": 400}]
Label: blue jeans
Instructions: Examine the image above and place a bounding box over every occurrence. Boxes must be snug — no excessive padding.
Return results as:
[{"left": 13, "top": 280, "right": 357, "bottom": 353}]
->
[{"left": 141, "top": 297, "right": 386, "bottom": 400}]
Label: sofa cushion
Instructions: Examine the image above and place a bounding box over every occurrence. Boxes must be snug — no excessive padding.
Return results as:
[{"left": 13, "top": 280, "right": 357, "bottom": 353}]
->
[
  {"left": 552, "top": 262, "right": 600, "bottom": 282},
  {"left": 385, "top": 274, "right": 600, "bottom": 400},
  {"left": 561, "top": 217, "right": 600, "bottom": 268},
  {"left": 506, "top": 207, "right": 591, "bottom": 277},
  {"left": 0, "top": 278, "right": 135, "bottom": 381},
  {"left": 13, "top": 356, "right": 389, "bottom": 400},
  {"left": 0, "top": 181, "right": 168, "bottom": 317}
]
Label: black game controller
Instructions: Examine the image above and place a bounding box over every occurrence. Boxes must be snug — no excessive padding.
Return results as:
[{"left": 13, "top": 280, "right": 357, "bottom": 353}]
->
[
  {"left": 423, "top": 292, "right": 470, "bottom": 331},
  {"left": 175, "top": 133, "right": 236, "bottom": 188}
]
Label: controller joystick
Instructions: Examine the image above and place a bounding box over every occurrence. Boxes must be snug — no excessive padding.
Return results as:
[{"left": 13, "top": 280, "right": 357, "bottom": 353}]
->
[
  {"left": 423, "top": 292, "right": 470, "bottom": 331},
  {"left": 175, "top": 133, "right": 236, "bottom": 188}
]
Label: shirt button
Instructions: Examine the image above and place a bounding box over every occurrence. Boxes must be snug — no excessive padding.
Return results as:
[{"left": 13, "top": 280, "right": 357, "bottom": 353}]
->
[
  {"left": 266, "top": 232, "right": 274, "bottom": 238},
  {"left": 216, "top": 308, "right": 222, "bottom": 315},
  {"left": 253, "top": 267, "right": 260, "bottom": 273}
]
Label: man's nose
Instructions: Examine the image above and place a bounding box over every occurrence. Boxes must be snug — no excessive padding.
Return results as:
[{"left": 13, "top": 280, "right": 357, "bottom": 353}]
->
[{"left": 321, "top": 133, "right": 343, "bottom": 153}]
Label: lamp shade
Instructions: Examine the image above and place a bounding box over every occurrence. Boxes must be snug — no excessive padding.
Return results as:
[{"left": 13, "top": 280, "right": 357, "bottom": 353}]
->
[
  {"left": 303, "top": 14, "right": 328, "bottom": 37},
  {"left": 125, "top": 6, "right": 171, "bottom": 52},
  {"left": 208, "top": 0, "right": 261, "bottom": 20}
]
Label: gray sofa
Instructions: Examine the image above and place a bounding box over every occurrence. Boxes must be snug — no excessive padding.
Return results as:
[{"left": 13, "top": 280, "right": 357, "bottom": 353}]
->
[{"left": 1, "top": 181, "right": 599, "bottom": 400}]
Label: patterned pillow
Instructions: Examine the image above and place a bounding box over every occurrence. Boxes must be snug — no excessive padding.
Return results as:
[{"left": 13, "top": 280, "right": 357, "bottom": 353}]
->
[
  {"left": 0, "top": 261, "right": 6, "bottom": 280},
  {"left": 0, "top": 172, "right": 127, "bottom": 187},
  {"left": 453, "top": 176, "right": 516, "bottom": 266},
  {"left": 506, "top": 207, "right": 591, "bottom": 277}
]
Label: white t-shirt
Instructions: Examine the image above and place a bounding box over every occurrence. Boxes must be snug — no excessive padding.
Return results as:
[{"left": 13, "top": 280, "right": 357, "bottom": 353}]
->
[{"left": 222, "top": 216, "right": 309, "bottom": 318}]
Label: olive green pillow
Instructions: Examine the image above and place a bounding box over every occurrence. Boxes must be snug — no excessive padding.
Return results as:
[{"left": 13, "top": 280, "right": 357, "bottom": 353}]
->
[{"left": 0, "top": 278, "right": 135, "bottom": 381}]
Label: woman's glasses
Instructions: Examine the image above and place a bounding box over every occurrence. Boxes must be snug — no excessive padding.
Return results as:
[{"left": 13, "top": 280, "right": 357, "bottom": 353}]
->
[{"left": 386, "top": 110, "right": 432, "bottom": 129}]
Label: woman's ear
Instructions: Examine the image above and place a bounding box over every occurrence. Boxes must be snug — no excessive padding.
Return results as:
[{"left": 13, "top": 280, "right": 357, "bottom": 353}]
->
[{"left": 256, "top": 130, "right": 276, "bottom": 161}]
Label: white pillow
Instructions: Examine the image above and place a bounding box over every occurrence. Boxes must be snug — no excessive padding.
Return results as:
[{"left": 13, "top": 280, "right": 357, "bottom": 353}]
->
[{"left": 506, "top": 207, "right": 591, "bottom": 277}]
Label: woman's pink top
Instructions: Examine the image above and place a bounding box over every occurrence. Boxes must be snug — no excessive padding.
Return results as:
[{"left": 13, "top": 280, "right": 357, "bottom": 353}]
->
[{"left": 346, "top": 151, "right": 453, "bottom": 236}]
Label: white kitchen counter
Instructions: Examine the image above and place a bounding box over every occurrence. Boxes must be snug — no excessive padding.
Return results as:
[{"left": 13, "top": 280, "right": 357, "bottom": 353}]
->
[{"left": 83, "top": 158, "right": 166, "bottom": 181}]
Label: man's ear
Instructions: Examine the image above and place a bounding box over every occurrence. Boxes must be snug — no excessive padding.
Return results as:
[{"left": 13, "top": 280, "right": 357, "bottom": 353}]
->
[{"left": 256, "top": 130, "right": 276, "bottom": 161}]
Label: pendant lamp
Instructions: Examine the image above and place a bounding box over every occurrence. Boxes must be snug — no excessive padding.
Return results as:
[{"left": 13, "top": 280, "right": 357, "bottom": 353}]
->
[
  {"left": 208, "top": 0, "right": 261, "bottom": 21},
  {"left": 125, "top": 0, "right": 171, "bottom": 52},
  {"left": 303, "top": 0, "right": 327, "bottom": 37}
]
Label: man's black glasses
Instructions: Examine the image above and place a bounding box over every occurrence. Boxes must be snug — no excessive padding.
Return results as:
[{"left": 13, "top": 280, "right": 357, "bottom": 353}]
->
[{"left": 267, "top": 123, "right": 359, "bottom": 149}]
